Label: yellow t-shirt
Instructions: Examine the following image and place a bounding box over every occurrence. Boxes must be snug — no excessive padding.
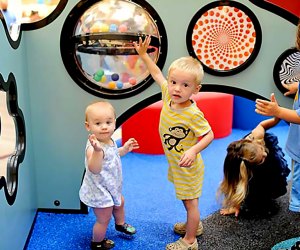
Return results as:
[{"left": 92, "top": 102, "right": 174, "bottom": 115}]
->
[{"left": 159, "top": 81, "right": 211, "bottom": 200}]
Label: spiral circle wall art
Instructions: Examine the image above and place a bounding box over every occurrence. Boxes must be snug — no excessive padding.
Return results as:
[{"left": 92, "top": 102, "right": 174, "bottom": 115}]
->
[
  {"left": 186, "top": 1, "right": 262, "bottom": 76},
  {"left": 273, "top": 47, "right": 300, "bottom": 97}
]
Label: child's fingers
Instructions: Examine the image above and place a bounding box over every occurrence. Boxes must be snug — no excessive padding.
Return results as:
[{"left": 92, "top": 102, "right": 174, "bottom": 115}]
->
[
  {"left": 282, "top": 83, "right": 289, "bottom": 90},
  {"left": 270, "top": 93, "right": 277, "bottom": 103},
  {"left": 235, "top": 210, "right": 239, "bottom": 217}
]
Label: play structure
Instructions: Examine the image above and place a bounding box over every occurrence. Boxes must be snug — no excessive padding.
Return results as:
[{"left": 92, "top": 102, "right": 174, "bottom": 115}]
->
[{"left": 1, "top": 0, "right": 300, "bottom": 249}]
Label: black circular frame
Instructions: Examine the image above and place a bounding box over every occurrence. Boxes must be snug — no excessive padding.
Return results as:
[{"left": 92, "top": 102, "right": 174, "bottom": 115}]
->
[
  {"left": 273, "top": 47, "right": 300, "bottom": 97},
  {"left": 60, "top": 0, "right": 167, "bottom": 99}
]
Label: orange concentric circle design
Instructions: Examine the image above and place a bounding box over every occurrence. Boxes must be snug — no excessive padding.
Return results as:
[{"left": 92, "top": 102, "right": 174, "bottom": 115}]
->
[{"left": 186, "top": 1, "right": 262, "bottom": 76}]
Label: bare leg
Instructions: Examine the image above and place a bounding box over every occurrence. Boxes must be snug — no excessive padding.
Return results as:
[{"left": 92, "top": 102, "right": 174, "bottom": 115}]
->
[
  {"left": 182, "top": 198, "right": 199, "bottom": 244},
  {"left": 92, "top": 207, "right": 113, "bottom": 242},
  {"left": 113, "top": 195, "right": 125, "bottom": 225}
]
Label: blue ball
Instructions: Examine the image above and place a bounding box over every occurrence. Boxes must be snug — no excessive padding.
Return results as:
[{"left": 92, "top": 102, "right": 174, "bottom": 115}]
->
[
  {"left": 109, "top": 24, "right": 118, "bottom": 32},
  {"left": 116, "top": 81, "right": 123, "bottom": 89},
  {"left": 111, "top": 73, "right": 119, "bottom": 81}
]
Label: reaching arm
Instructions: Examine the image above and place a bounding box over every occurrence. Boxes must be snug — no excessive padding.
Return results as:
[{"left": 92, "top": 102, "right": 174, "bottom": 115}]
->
[
  {"left": 256, "top": 93, "right": 300, "bottom": 124},
  {"left": 134, "top": 36, "right": 166, "bottom": 86},
  {"left": 251, "top": 117, "right": 280, "bottom": 139},
  {"left": 118, "top": 138, "right": 139, "bottom": 156}
]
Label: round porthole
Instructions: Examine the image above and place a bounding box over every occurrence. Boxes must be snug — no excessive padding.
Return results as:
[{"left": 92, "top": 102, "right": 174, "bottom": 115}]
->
[
  {"left": 60, "top": 0, "right": 167, "bottom": 99},
  {"left": 273, "top": 47, "right": 300, "bottom": 98},
  {"left": 186, "top": 0, "right": 262, "bottom": 76}
]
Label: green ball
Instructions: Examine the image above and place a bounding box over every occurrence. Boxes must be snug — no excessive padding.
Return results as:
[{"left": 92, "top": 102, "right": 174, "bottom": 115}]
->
[
  {"left": 93, "top": 74, "right": 102, "bottom": 81},
  {"left": 96, "top": 69, "right": 104, "bottom": 77}
]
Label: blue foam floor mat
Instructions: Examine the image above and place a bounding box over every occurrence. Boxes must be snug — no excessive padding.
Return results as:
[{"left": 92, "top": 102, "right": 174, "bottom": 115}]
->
[{"left": 26, "top": 125, "right": 290, "bottom": 250}]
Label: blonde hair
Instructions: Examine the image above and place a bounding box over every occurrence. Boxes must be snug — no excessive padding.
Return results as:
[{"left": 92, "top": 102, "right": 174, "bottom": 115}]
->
[
  {"left": 85, "top": 101, "right": 115, "bottom": 122},
  {"left": 218, "top": 139, "right": 268, "bottom": 209},
  {"left": 296, "top": 20, "right": 300, "bottom": 51},
  {"left": 168, "top": 56, "right": 204, "bottom": 85}
]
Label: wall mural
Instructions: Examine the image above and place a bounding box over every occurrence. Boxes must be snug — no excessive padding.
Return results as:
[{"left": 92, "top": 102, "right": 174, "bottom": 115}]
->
[
  {"left": 0, "top": 73, "right": 26, "bottom": 205},
  {"left": 60, "top": 0, "right": 167, "bottom": 99},
  {"left": 186, "top": 0, "right": 262, "bottom": 76}
]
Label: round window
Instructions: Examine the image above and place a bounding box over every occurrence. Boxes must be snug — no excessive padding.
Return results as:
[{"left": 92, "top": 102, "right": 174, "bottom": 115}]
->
[{"left": 60, "top": 0, "right": 167, "bottom": 99}]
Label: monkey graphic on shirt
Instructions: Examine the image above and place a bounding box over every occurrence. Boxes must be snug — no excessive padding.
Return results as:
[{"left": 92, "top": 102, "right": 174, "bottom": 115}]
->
[{"left": 163, "top": 126, "right": 190, "bottom": 152}]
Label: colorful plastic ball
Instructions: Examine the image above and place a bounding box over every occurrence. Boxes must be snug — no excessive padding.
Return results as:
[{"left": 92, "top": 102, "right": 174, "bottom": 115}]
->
[
  {"left": 118, "top": 24, "right": 128, "bottom": 32},
  {"left": 90, "top": 22, "right": 102, "bottom": 33},
  {"left": 93, "top": 74, "right": 102, "bottom": 82},
  {"left": 116, "top": 81, "right": 123, "bottom": 89},
  {"left": 100, "top": 75, "right": 107, "bottom": 83},
  {"left": 111, "top": 73, "right": 119, "bottom": 81},
  {"left": 107, "top": 81, "right": 116, "bottom": 89},
  {"left": 96, "top": 69, "right": 104, "bottom": 77},
  {"left": 99, "top": 23, "right": 109, "bottom": 32},
  {"left": 121, "top": 72, "right": 130, "bottom": 82},
  {"left": 109, "top": 24, "right": 118, "bottom": 32},
  {"left": 129, "top": 77, "right": 137, "bottom": 85}
]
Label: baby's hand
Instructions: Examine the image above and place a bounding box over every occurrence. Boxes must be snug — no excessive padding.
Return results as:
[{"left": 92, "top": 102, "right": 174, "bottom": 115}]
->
[
  {"left": 88, "top": 134, "right": 102, "bottom": 152},
  {"left": 179, "top": 149, "right": 196, "bottom": 167},
  {"left": 124, "top": 138, "right": 139, "bottom": 153}
]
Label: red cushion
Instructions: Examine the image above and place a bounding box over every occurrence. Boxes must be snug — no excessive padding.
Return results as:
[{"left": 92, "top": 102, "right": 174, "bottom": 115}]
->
[{"left": 122, "top": 93, "right": 233, "bottom": 154}]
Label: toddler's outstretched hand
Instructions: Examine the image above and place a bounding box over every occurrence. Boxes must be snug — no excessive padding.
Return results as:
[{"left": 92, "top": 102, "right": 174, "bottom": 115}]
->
[
  {"left": 88, "top": 134, "right": 103, "bottom": 152},
  {"left": 255, "top": 93, "right": 279, "bottom": 117},
  {"left": 123, "top": 138, "right": 139, "bottom": 153}
]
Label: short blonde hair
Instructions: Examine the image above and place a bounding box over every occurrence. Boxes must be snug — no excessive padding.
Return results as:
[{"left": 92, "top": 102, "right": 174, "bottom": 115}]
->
[
  {"left": 168, "top": 56, "right": 204, "bottom": 85},
  {"left": 85, "top": 101, "right": 115, "bottom": 122}
]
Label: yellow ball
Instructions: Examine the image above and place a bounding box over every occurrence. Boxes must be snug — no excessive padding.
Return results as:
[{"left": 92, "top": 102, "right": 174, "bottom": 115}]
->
[
  {"left": 99, "top": 23, "right": 109, "bottom": 32},
  {"left": 100, "top": 75, "right": 107, "bottom": 83}
]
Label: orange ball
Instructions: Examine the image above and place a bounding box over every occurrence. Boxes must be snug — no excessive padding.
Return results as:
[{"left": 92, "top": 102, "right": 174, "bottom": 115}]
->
[
  {"left": 107, "top": 81, "right": 116, "bottom": 89},
  {"left": 129, "top": 77, "right": 137, "bottom": 85}
]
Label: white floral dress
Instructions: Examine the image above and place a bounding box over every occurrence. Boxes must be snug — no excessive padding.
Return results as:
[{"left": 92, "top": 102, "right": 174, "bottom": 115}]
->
[{"left": 79, "top": 139, "right": 122, "bottom": 208}]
